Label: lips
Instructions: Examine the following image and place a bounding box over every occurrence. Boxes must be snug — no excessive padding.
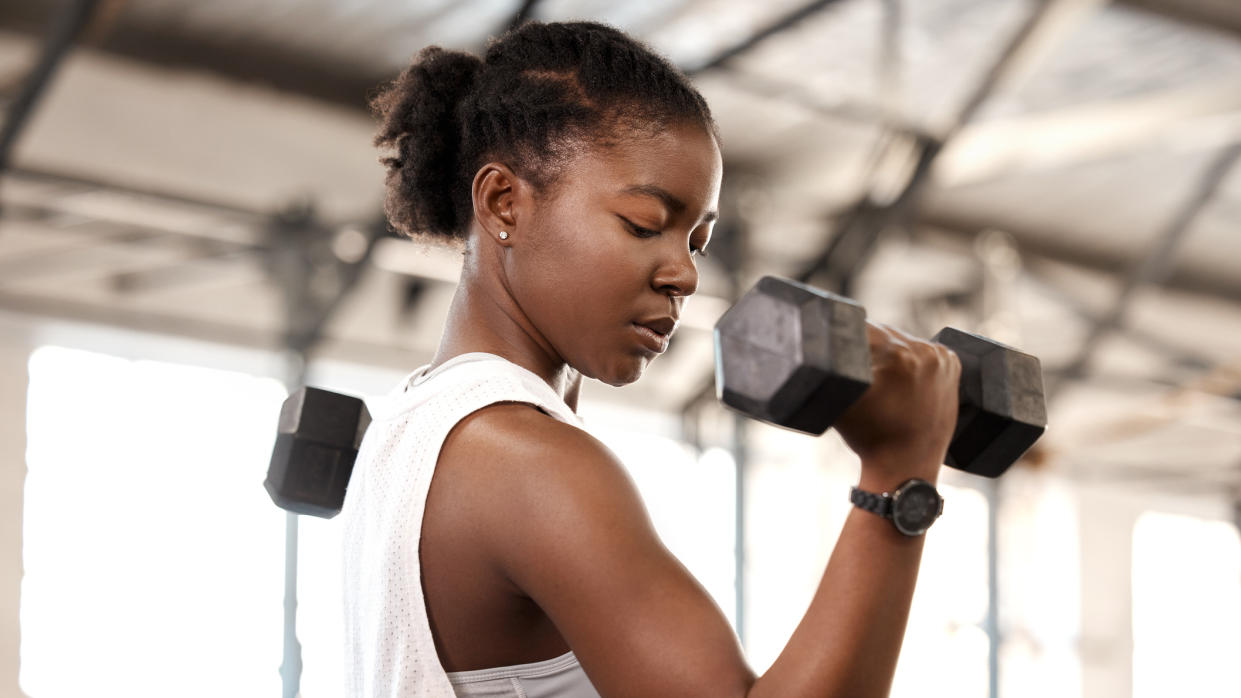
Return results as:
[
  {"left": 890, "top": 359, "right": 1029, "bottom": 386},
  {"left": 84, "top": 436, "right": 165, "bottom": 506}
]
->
[
  {"left": 632, "top": 315, "right": 677, "bottom": 354},
  {"left": 635, "top": 316, "right": 677, "bottom": 337}
]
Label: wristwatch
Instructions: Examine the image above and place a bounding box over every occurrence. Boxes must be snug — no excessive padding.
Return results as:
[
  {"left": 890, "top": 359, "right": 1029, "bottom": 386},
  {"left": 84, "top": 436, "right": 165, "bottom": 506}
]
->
[{"left": 850, "top": 478, "right": 943, "bottom": 536}]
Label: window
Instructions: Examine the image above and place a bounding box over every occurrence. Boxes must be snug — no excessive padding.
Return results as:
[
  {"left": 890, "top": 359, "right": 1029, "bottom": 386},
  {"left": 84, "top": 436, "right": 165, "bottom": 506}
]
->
[
  {"left": 1133, "top": 510, "right": 1241, "bottom": 698},
  {"left": 22, "top": 346, "right": 287, "bottom": 697},
  {"left": 589, "top": 413, "right": 738, "bottom": 626}
]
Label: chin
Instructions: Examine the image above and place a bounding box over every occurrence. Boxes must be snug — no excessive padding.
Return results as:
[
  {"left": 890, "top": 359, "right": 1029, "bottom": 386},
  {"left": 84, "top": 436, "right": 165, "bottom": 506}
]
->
[{"left": 597, "top": 355, "right": 651, "bottom": 387}]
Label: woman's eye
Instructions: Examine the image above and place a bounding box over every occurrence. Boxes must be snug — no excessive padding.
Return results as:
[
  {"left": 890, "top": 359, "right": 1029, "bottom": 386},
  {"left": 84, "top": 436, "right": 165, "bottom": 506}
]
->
[
  {"left": 622, "top": 218, "right": 660, "bottom": 238},
  {"left": 623, "top": 216, "right": 709, "bottom": 258}
]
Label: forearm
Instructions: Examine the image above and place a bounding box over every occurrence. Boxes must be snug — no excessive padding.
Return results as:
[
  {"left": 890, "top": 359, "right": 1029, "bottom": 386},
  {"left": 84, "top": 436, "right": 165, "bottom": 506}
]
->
[{"left": 747, "top": 465, "right": 935, "bottom": 698}]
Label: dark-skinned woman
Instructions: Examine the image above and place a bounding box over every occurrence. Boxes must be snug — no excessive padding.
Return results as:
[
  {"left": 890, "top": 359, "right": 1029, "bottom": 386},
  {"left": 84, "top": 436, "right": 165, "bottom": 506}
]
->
[{"left": 340, "top": 20, "right": 961, "bottom": 698}]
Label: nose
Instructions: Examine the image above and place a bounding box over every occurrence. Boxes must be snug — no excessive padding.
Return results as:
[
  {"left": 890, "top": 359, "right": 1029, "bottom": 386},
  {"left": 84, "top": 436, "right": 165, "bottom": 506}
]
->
[{"left": 651, "top": 243, "right": 699, "bottom": 298}]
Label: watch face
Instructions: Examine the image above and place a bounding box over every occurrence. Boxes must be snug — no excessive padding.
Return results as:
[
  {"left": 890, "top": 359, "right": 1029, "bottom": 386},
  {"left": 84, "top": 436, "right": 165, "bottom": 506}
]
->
[{"left": 892, "top": 481, "right": 942, "bottom": 536}]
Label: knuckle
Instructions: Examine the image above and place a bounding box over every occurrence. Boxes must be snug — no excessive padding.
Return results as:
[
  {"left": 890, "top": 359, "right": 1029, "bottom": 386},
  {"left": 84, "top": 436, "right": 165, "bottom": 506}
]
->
[{"left": 891, "top": 343, "right": 919, "bottom": 371}]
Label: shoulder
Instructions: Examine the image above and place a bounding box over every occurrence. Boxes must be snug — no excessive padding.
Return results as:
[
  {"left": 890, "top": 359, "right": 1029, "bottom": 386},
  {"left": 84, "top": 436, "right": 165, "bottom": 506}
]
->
[
  {"left": 437, "top": 396, "right": 635, "bottom": 478},
  {"left": 435, "top": 400, "right": 655, "bottom": 575},
  {"left": 438, "top": 401, "right": 640, "bottom": 517},
  {"left": 443, "top": 401, "right": 613, "bottom": 472}
]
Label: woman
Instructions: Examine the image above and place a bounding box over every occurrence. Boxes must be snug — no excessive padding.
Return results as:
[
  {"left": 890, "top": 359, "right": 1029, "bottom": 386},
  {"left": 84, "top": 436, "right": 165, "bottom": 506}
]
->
[{"left": 341, "top": 20, "right": 961, "bottom": 698}]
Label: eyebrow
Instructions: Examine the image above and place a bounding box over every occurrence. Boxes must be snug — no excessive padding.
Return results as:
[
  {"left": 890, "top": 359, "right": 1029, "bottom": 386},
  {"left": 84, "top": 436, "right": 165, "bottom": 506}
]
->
[{"left": 621, "top": 184, "right": 719, "bottom": 224}]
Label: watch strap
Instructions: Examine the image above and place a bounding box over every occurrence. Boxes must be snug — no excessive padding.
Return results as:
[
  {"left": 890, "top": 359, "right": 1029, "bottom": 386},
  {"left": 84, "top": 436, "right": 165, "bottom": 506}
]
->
[{"left": 850, "top": 486, "right": 892, "bottom": 518}]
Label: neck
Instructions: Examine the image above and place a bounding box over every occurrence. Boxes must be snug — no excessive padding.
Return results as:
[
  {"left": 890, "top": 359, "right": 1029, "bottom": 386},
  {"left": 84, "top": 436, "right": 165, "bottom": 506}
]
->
[{"left": 429, "top": 241, "right": 582, "bottom": 412}]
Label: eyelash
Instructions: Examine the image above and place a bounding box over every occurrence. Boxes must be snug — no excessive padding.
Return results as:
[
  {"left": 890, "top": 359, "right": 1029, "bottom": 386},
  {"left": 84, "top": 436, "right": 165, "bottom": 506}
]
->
[{"left": 622, "top": 218, "right": 709, "bottom": 258}]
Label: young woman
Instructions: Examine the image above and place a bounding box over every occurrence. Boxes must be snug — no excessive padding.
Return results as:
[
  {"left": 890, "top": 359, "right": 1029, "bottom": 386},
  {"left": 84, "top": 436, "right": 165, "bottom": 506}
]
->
[{"left": 341, "top": 20, "right": 961, "bottom": 698}]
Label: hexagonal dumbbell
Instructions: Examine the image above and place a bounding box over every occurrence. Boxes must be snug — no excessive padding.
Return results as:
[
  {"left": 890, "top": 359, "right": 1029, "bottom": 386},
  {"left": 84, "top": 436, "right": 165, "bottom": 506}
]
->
[
  {"left": 714, "top": 275, "right": 873, "bottom": 434},
  {"left": 714, "top": 276, "right": 1046, "bottom": 478},
  {"left": 264, "top": 387, "right": 370, "bottom": 518}
]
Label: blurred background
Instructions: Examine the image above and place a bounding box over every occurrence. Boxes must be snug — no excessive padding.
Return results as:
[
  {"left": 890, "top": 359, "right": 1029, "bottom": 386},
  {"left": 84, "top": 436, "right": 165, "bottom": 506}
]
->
[{"left": 0, "top": 0, "right": 1239, "bottom": 696}]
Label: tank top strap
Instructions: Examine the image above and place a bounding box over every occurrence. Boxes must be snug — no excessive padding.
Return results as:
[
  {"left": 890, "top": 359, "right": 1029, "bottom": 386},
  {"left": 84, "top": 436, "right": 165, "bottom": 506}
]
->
[{"left": 371, "top": 352, "right": 582, "bottom": 430}]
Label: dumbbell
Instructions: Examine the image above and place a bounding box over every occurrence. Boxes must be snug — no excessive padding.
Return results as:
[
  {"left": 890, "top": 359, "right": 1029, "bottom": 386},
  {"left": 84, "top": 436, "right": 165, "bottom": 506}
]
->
[
  {"left": 714, "top": 276, "right": 1046, "bottom": 477},
  {"left": 264, "top": 387, "right": 370, "bottom": 518}
]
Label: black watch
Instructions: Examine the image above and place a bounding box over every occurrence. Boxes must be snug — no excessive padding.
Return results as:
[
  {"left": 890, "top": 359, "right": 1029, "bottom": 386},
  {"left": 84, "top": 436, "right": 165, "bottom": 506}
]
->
[{"left": 850, "top": 478, "right": 943, "bottom": 536}]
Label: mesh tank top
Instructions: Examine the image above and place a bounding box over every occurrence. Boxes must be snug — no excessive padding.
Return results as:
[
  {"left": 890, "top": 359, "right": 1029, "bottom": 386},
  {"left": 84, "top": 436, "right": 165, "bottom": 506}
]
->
[{"left": 340, "top": 352, "right": 602, "bottom": 698}]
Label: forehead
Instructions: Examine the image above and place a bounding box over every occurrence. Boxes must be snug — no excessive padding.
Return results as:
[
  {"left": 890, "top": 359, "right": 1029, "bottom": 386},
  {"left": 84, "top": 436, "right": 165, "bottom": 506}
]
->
[{"left": 552, "top": 123, "right": 723, "bottom": 213}]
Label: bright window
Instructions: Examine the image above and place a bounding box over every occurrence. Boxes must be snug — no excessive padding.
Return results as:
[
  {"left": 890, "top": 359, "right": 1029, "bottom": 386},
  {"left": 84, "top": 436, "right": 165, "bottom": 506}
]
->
[
  {"left": 21, "top": 346, "right": 287, "bottom": 697},
  {"left": 741, "top": 421, "right": 994, "bottom": 697},
  {"left": 892, "top": 484, "right": 991, "bottom": 698},
  {"left": 1133, "top": 510, "right": 1241, "bottom": 698},
  {"left": 589, "top": 415, "right": 738, "bottom": 627}
]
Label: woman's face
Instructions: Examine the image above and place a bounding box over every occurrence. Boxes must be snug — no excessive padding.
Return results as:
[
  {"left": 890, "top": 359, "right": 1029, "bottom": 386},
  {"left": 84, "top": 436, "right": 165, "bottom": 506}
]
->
[{"left": 506, "top": 121, "right": 723, "bottom": 387}]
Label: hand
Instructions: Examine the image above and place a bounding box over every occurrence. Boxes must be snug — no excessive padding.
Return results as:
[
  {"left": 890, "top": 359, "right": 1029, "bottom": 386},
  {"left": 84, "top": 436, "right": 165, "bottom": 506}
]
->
[{"left": 833, "top": 322, "right": 961, "bottom": 487}]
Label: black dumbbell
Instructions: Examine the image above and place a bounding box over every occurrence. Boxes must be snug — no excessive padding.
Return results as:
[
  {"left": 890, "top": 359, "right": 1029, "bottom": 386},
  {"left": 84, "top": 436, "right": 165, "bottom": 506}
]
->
[
  {"left": 264, "top": 387, "right": 370, "bottom": 518},
  {"left": 714, "top": 276, "right": 1046, "bottom": 478}
]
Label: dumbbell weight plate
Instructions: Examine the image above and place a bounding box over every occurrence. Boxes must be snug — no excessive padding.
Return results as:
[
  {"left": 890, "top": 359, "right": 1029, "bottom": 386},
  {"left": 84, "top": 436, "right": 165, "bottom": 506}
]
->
[
  {"left": 932, "top": 327, "right": 1047, "bottom": 478},
  {"left": 714, "top": 276, "right": 873, "bottom": 434},
  {"left": 264, "top": 387, "right": 370, "bottom": 518}
]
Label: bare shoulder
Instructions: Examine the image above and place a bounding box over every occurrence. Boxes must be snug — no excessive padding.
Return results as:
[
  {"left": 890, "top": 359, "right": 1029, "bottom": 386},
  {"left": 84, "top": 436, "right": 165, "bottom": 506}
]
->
[
  {"left": 443, "top": 401, "right": 620, "bottom": 470},
  {"left": 437, "top": 402, "right": 753, "bottom": 696},
  {"left": 436, "top": 401, "right": 646, "bottom": 539}
]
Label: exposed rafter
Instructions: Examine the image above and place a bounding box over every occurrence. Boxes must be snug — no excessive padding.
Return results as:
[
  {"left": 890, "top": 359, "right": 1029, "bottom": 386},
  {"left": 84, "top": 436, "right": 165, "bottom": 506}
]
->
[
  {"left": 1049, "top": 141, "right": 1241, "bottom": 396},
  {"left": 678, "top": 0, "right": 1110, "bottom": 417},
  {"left": 1119, "top": 0, "right": 1241, "bottom": 41},
  {"left": 920, "top": 209, "right": 1241, "bottom": 305},
  {"left": 934, "top": 80, "right": 1241, "bottom": 188},
  {"left": 0, "top": 1, "right": 387, "bottom": 110},
  {"left": 505, "top": 0, "right": 544, "bottom": 31},
  {"left": 686, "top": 0, "right": 848, "bottom": 75},
  {"left": 0, "top": 0, "right": 102, "bottom": 178}
]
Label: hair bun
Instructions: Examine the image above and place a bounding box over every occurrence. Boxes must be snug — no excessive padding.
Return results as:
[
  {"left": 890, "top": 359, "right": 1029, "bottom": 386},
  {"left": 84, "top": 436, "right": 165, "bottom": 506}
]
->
[
  {"left": 372, "top": 22, "right": 715, "bottom": 245},
  {"left": 371, "top": 47, "right": 483, "bottom": 240}
]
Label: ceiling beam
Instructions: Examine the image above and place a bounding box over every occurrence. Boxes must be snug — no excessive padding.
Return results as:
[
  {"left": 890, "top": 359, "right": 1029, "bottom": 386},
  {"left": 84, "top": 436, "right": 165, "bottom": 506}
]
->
[
  {"left": 0, "top": 285, "right": 432, "bottom": 371},
  {"left": 1049, "top": 141, "right": 1241, "bottom": 395},
  {"left": 934, "top": 80, "right": 1241, "bottom": 188},
  {"left": 1118, "top": 0, "right": 1241, "bottom": 41},
  {"left": 0, "top": 1, "right": 388, "bottom": 111},
  {"left": 0, "top": 0, "right": 101, "bottom": 178},
  {"left": 800, "top": 0, "right": 1110, "bottom": 291},
  {"left": 919, "top": 209, "right": 1241, "bottom": 305},
  {"left": 9, "top": 165, "right": 268, "bottom": 220},
  {"left": 686, "top": 0, "right": 848, "bottom": 75},
  {"left": 505, "top": 0, "right": 544, "bottom": 31},
  {"left": 1021, "top": 260, "right": 1216, "bottom": 373},
  {"left": 679, "top": 0, "right": 1112, "bottom": 416}
]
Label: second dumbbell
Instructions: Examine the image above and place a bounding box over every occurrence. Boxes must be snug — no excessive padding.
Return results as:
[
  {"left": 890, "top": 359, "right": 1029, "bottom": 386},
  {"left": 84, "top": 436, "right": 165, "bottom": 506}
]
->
[{"left": 714, "top": 275, "right": 1046, "bottom": 478}]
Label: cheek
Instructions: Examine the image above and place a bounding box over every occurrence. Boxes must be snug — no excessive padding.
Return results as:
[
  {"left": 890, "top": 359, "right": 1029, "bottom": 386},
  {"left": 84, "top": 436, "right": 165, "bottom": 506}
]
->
[{"left": 529, "top": 213, "right": 643, "bottom": 299}]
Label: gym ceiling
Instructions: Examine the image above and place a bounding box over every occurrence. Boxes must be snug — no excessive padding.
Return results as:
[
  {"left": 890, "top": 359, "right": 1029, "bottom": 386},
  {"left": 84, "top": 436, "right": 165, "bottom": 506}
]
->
[{"left": 0, "top": 0, "right": 1238, "bottom": 494}]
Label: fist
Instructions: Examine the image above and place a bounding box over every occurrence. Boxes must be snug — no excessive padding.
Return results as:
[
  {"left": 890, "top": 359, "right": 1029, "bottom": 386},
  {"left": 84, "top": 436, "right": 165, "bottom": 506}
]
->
[{"left": 833, "top": 323, "right": 961, "bottom": 485}]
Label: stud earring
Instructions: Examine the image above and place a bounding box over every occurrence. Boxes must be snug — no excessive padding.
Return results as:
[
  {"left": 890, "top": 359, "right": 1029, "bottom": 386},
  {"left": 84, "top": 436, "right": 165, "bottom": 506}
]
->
[{"left": 499, "top": 231, "right": 510, "bottom": 240}]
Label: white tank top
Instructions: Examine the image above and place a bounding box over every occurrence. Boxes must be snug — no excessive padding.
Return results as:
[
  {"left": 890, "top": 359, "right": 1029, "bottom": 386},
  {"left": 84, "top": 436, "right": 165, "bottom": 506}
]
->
[{"left": 340, "top": 352, "right": 602, "bottom": 698}]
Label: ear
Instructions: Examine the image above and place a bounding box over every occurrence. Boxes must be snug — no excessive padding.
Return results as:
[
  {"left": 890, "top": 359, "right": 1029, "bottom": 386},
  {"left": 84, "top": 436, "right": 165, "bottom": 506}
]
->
[{"left": 471, "top": 162, "right": 530, "bottom": 246}]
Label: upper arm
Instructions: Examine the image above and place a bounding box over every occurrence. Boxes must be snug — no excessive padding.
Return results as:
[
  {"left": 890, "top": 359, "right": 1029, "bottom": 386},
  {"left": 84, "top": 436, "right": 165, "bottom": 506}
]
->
[{"left": 444, "top": 404, "right": 755, "bottom": 697}]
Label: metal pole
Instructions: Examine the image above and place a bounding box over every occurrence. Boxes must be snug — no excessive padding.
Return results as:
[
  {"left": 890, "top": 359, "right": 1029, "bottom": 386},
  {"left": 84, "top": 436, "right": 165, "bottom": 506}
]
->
[
  {"left": 280, "top": 351, "right": 307, "bottom": 698},
  {"left": 266, "top": 209, "right": 380, "bottom": 696},
  {"left": 732, "top": 412, "right": 748, "bottom": 645},
  {"left": 984, "top": 477, "right": 1000, "bottom": 698},
  {"left": 281, "top": 511, "right": 302, "bottom": 698}
]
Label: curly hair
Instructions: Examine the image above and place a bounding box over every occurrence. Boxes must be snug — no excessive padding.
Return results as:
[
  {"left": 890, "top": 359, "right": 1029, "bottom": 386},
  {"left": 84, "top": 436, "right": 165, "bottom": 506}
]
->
[{"left": 369, "top": 21, "right": 717, "bottom": 242}]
